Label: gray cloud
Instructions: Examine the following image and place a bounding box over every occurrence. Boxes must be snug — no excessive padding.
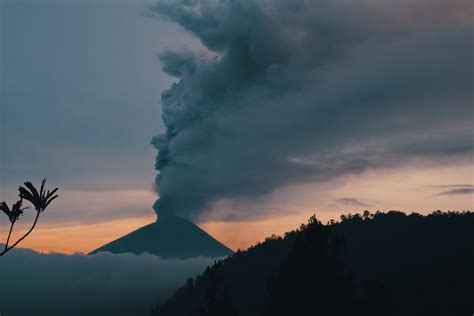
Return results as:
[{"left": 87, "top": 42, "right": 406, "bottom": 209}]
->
[
  {"left": 0, "top": 0, "right": 204, "bottom": 227},
  {"left": 431, "top": 184, "right": 474, "bottom": 188},
  {"left": 336, "top": 198, "right": 372, "bottom": 208},
  {"left": 437, "top": 188, "right": 474, "bottom": 196},
  {"left": 0, "top": 247, "right": 214, "bottom": 316},
  {"left": 0, "top": 0, "right": 184, "bottom": 192},
  {"left": 149, "top": 0, "right": 473, "bottom": 220}
]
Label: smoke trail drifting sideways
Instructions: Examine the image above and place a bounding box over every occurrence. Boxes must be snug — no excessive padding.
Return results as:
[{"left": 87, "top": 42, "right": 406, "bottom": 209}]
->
[{"left": 150, "top": 0, "right": 474, "bottom": 219}]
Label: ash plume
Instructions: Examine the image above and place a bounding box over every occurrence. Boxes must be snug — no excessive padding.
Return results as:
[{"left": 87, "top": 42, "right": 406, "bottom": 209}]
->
[{"left": 150, "top": 0, "right": 473, "bottom": 219}]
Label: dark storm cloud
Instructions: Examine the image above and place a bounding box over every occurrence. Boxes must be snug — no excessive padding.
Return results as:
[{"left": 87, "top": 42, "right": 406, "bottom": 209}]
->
[
  {"left": 149, "top": 0, "right": 473, "bottom": 219},
  {"left": 0, "top": 247, "right": 214, "bottom": 316},
  {"left": 336, "top": 198, "right": 372, "bottom": 208}
]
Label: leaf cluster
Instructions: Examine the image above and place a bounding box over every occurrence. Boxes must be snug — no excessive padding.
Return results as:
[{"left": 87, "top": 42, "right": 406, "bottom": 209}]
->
[{"left": 0, "top": 179, "right": 59, "bottom": 256}]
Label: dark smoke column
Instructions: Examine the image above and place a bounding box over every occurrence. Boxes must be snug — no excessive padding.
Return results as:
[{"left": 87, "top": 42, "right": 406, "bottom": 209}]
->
[{"left": 149, "top": 0, "right": 474, "bottom": 221}]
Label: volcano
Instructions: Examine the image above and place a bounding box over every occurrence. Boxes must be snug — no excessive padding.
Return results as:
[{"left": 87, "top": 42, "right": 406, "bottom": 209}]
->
[{"left": 90, "top": 216, "right": 233, "bottom": 259}]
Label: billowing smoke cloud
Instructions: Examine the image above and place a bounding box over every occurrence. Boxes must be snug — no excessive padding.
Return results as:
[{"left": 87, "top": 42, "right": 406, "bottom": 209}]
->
[
  {"left": 0, "top": 248, "right": 214, "bottom": 316},
  {"left": 150, "top": 0, "right": 473, "bottom": 219}
]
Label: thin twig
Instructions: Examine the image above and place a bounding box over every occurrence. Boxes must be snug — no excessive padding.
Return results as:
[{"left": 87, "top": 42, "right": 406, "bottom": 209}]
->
[
  {"left": 4, "top": 221, "right": 15, "bottom": 251},
  {"left": 0, "top": 211, "right": 40, "bottom": 256}
]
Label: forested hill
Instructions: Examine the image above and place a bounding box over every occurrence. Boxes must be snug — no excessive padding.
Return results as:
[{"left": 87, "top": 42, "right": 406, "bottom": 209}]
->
[{"left": 152, "top": 211, "right": 474, "bottom": 316}]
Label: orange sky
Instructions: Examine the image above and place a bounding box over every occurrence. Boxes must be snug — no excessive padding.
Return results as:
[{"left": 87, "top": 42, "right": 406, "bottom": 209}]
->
[{"left": 4, "top": 163, "right": 471, "bottom": 255}]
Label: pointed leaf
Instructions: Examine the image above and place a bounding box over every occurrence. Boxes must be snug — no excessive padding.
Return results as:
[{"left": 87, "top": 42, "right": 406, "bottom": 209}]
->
[
  {"left": 19, "top": 186, "right": 35, "bottom": 202},
  {"left": 0, "top": 201, "right": 10, "bottom": 212},
  {"left": 45, "top": 195, "right": 59, "bottom": 208},
  {"left": 12, "top": 200, "right": 21, "bottom": 209},
  {"left": 40, "top": 179, "right": 47, "bottom": 198},
  {"left": 24, "top": 181, "right": 40, "bottom": 199},
  {"left": 45, "top": 187, "right": 59, "bottom": 200},
  {"left": 0, "top": 201, "right": 11, "bottom": 216}
]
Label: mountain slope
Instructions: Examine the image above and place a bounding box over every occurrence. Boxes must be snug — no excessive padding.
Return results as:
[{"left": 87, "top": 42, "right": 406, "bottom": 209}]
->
[
  {"left": 152, "top": 211, "right": 474, "bottom": 316},
  {"left": 90, "top": 216, "right": 233, "bottom": 259}
]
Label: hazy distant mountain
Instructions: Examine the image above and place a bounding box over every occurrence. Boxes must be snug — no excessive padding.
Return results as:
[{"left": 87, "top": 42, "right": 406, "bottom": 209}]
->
[{"left": 90, "top": 216, "right": 233, "bottom": 259}]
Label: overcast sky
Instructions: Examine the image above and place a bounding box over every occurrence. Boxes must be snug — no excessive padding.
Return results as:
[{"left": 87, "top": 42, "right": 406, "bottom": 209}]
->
[
  {"left": 0, "top": 0, "right": 472, "bottom": 253},
  {"left": 0, "top": 0, "right": 187, "bottom": 251},
  {"left": 1, "top": 0, "right": 181, "bottom": 191}
]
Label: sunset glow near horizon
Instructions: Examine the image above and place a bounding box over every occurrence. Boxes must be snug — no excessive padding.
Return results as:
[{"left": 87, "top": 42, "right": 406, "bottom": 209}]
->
[
  {"left": 3, "top": 163, "right": 471, "bottom": 254},
  {"left": 1, "top": 0, "right": 473, "bottom": 255}
]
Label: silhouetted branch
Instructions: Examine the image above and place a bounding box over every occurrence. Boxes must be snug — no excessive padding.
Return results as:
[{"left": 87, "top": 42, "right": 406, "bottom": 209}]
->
[
  {"left": 5, "top": 221, "right": 15, "bottom": 251},
  {"left": 0, "top": 212, "right": 40, "bottom": 256},
  {"left": 0, "top": 179, "right": 58, "bottom": 257}
]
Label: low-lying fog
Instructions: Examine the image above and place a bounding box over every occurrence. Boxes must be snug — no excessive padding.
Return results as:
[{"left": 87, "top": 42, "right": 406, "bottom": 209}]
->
[{"left": 0, "top": 248, "right": 215, "bottom": 316}]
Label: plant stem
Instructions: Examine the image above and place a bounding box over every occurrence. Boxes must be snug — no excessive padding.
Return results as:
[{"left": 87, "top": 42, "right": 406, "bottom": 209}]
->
[
  {"left": 0, "top": 211, "right": 40, "bottom": 256},
  {"left": 4, "top": 221, "right": 15, "bottom": 251}
]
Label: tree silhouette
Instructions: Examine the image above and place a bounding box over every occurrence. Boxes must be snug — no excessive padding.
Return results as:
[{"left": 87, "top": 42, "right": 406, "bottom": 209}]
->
[
  {"left": 266, "top": 215, "right": 357, "bottom": 316},
  {"left": 0, "top": 179, "right": 58, "bottom": 256},
  {"left": 151, "top": 211, "right": 473, "bottom": 316},
  {"left": 198, "top": 264, "right": 238, "bottom": 316}
]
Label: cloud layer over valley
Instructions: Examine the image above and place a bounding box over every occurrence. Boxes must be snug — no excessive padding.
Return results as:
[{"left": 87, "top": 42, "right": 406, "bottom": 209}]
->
[{"left": 0, "top": 247, "right": 214, "bottom": 316}]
